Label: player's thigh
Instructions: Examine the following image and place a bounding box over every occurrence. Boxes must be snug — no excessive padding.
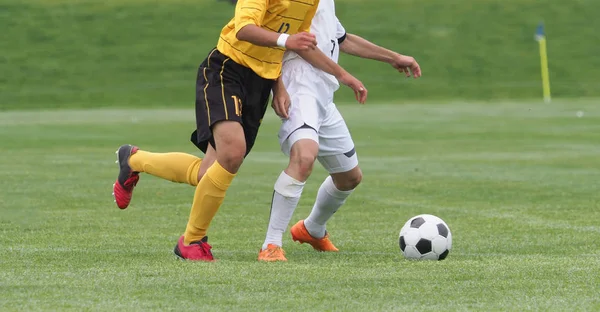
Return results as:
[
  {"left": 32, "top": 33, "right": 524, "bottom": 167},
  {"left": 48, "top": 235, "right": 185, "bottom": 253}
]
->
[
  {"left": 318, "top": 106, "right": 356, "bottom": 159},
  {"left": 288, "top": 130, "right": 320, "bottom": 166},
  {"left": 193, "top": 49, "right": 245, "bottom": 153},
  {"left": 194, "top": 49, "right": 273, "bottom": 158},
  {"left": 285, "top": 130, "right": 320, "bottom": 181},
  {"left": 199, "top": 50, "right": 246, "bottom": 130},
  {"left": 281, "top": 125, "right": 319, "bottom": 157},
  {"left": 317, "top": 151, "right": 359, "bottom": 176},
  {"left": 212, "top": 121, "right": 246, "bottom": 173},
  {"left": 279, "top": 93, "right": 322, "bottom": 154},
  {"left": 239, "top": 74, "right": 273, "bottom": 155}
]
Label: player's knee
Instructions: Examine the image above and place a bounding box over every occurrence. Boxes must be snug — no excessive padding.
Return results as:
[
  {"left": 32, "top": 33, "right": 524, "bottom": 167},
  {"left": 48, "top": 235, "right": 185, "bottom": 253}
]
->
[
  {"left": 215, "top": 142, "right": 245, "bottom": 173},
  {"left": 289, "top": 151, "right": 317, "bottom": 180},
  {"left": 333, "top": 168, "right": 362, "bottom": 191},
  {"left": 212, "top": 121, "right": 246, "bottom": 173},
  {"left": 295, "top": 152, "right": 316, "bottom": 175},
  {"left": 288, "top": 139, "right": 318, "bottom": 180},
  {"left": 348, "top": 170, "right": 363, "bottom": 189},
  {"left": 218, "top": 149, "right": 245, "bottom": 173}
]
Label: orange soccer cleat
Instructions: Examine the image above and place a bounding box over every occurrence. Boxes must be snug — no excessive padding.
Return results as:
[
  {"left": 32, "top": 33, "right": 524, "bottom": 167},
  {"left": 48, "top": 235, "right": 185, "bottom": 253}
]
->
[
  {"left": 290, "top": 220, "right": 339, "bottom": 252},
  {"left": 258, "top": 244, "right": 287, "bottom": 262}
]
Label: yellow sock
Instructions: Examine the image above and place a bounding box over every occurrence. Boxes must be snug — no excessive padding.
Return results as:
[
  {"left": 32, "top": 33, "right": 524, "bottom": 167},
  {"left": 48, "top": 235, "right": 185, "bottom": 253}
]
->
[
  {"left": 184, "top": 161, "right": 236, "bottom": 245},
  {"left": 129, "top": 150, "right": 201, "bottom": 186}
]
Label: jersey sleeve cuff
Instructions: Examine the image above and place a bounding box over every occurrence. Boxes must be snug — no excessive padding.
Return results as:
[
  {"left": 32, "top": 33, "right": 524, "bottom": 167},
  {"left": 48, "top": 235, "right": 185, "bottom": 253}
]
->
[
  {"left": 235, "top": 20, "right": 259, "bottom": 35},
  {"left": 337, "top": 33, "right": 347, "bottom": 44}
]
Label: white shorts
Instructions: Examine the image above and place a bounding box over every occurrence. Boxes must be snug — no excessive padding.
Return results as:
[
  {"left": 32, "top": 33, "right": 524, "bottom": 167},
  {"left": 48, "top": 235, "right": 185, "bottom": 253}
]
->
[{"left": 279, "top": 60, "right": 358, "bottom": 174}]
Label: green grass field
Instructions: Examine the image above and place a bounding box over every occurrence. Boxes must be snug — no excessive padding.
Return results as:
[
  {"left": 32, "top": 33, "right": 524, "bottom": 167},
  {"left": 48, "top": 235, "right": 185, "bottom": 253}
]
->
[
  {"left": 1, "top": 100, "right": 599, "bottom": 311},
  {"left": 2, "top": 0, "right": 600, "bottom": 310}
]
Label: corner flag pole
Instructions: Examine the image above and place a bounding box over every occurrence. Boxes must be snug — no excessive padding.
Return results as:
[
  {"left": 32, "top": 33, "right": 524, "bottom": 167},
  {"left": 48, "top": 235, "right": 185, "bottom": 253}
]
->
[{"left": 535, "top": 23, "right": 551, "bottom": 103}]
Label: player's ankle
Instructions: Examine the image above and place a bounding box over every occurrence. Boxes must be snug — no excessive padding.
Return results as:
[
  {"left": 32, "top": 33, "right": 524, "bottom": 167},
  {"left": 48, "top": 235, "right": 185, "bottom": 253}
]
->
[{"left": 304, "top": 219, "right": 326, "bottom": 239}]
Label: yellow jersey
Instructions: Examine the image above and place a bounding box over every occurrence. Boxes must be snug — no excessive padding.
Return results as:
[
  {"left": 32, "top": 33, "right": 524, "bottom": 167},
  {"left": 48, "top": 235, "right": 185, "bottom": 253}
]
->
[{"left": 217, "top": 0, "right": 319, "bottom": 80}]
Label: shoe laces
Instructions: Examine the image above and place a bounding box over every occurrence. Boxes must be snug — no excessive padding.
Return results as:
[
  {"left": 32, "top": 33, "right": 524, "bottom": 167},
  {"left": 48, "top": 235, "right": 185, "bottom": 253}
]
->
[
  {"left": 123, "top": 174, "right": 139, "bottom": 190},
  {"left": 200, "top": 242, "right": 212, "bottom": 255},
  {"left": 266, "top": 246, "right": 284, "bottom": 257}
]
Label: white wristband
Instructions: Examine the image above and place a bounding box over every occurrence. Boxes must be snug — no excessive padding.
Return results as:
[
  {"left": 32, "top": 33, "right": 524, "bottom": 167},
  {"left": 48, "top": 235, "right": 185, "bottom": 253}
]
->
[{"left": 276, "top": 33, "right": 289, "bottom": 48}]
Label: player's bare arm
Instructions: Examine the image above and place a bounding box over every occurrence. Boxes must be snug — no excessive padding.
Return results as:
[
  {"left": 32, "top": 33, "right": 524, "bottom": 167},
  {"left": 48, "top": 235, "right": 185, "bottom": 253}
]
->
[
  {"left": 236, "top": 25, "right": 317, "bottom": 51},
  {"left": 296, "top": 48, "right": 368, "bottom": 104},
  {"left": 232, "top": 0, "right": 318, "bottom": 51},
  {"left": 340, "top": 34, "right": 421, "bottom": 78},
  {"left": 271, "top": 76, "right": 291, "bottom": 119}
]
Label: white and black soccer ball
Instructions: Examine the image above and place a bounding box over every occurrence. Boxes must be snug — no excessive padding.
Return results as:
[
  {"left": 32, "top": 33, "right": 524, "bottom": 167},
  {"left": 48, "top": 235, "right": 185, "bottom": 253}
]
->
[{"left": 399, "top": 214, "right": 452, "bottom": 260}]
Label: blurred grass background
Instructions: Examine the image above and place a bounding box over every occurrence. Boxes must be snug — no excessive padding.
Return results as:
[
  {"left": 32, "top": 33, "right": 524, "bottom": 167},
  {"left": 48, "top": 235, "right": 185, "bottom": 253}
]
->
[{"left": 2, "top": 0, "right": 599, "bottom": 110}]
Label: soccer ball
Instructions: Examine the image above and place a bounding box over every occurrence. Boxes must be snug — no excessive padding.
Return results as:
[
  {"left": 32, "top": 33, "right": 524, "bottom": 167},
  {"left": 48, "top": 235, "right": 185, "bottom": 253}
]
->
[{"left": 399, "top": 214, "right": 452, "bottom": 260}]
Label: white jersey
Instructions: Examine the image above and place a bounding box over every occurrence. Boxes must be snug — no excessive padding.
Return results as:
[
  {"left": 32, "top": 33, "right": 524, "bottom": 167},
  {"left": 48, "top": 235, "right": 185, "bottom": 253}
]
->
[
  {"left": 282, "top": 0, "right": 346, "bottom": 88},
  {"left": 278, "top": 0, "right": 357, "bottom": 164}
]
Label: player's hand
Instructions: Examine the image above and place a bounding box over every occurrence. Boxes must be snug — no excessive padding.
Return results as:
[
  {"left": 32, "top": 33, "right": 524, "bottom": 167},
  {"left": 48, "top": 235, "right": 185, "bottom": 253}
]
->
[
  {"left": 286, "top": 32, "right": 318, "bottom": 52},
  {"left": 271, "top": 88, "right": 291, "bottom": 119},
  {"left": 390, "top": 54, "right": 421, "bottom": 78},
  {"left": 339, "top": 73, "right": 367, "bottom": 104}
]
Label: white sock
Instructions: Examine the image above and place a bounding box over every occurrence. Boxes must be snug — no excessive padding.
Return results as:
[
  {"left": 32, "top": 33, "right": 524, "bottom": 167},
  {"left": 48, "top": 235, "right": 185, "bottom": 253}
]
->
[
  {"left": 304, "top": 176, "right": 354, "bottom": 239},
  {"left": 262, "top": 171, "right": 305, "bottom": 250}
]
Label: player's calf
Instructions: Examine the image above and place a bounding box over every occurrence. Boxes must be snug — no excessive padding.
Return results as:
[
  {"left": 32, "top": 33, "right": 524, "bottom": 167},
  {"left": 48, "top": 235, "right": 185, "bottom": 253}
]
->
[{"left": 302, "top": 167, "right": 360, "bottom": 242}]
